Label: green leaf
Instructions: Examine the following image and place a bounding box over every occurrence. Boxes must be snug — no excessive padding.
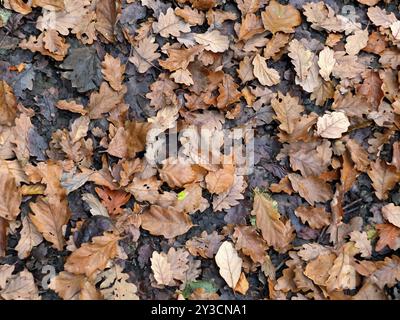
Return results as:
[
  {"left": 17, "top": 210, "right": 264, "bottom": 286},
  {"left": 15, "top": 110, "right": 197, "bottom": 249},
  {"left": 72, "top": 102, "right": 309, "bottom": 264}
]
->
[
  {"left": 182, "top": 280, "right": 217, "bottom": 299},
  {"left": 177, "top": 191, "right": 187, "bottom": 201}
]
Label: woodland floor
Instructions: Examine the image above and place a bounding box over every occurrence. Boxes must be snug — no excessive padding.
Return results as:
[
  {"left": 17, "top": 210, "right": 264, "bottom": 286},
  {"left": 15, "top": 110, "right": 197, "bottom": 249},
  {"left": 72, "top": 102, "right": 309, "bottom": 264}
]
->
[{"left": 0, "top": 0, "right": 400, "bottom": 301}]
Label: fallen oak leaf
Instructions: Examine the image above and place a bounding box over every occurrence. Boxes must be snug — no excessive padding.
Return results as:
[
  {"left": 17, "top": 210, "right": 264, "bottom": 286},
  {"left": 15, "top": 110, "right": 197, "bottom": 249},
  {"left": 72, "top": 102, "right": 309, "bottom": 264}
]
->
[
  {"left": 194, "top": 30, "right": 229, "bottom": 53},
  {"left": 326, "top": 242, "right": 358, "bottom": 292},
  {"left": 159, "top": 45, "right": 204, "bottom": 72},
  {"left": 261, "top": 0, "right": 301, "bottom": 34},
  {"left": 81, "top": 193, "right": 109, "bottom": 217},
  {"left": 0, "top": 80, "right": 18, "bottom": 126},
  {"left": 42, "top": 29, "right": 70, "bottom": 56},
  {"left": 216, "top": 74, "right": 241, "bottom": 110},
  {"left": 95, "top": 0, "right": 117, "bottom": 43},
  {"left": 316, "top": 112, "right": 350, "bottom": 139},
  {"left": 97, "top": 264, "right": 139, "bottom": 300},
  {"left": 0, "top": 269, "right": 40, "bottom": 300},
  {"left": 15, "top": 216, "right": 43, "bottom": 259},
  {"left": 101, "top": 54, "right": 126, "bottom": 92},
  {"left": 236, "top": 0, "right": 260, "bottom": 16},
  {"left": 294, "top": 206, "right": 330, "bottom": 229},
  {"left": 367, "top": 159, "right": 400, "bottom": 200},
  {"left": 345, "top": 138, "right": 370, "bottom": 172},
  {"left": 49, "top": 271, "right": 102, "bottom": 300},
  {"left": 252, "top": 189, "right": 294, "bottom": 253},
  {"left": 367, "top": 6, "right": 397, "bottom": 28},
  {"left": 382, "top": 204, "right": 400, "bottom": 228},
  {"left": 186, "top": 231, "right": 224, "bottom": 259},
  {"left": 129, "top": 36, "right": 161, "bottom": 74},
  {"left": 95, "top": 187, "right": 131, "bottom": 216},
  {"left": 212, "top": 175, "right": 247, "bottom": 212},
  {"left": 345, "top": 29, "right": 369, "bottom": 56},
  {"left": 64, "top": 233, "right": 120, "bottom": 277},
  {"left": 170, "top": 69, "right": 194, "bottom": 86},
  {"left": 238, "top": 13, "right": 264, "bottom": 41},
  {"left": 56, "top": 100, "right": 88, "bottom": 115},
  {"left": 175, "top": 6, "right": 205, "bottom": 26},
  {"left": 252, "top": 54, "right": 280, "bottom": 86},
  {"left": 3, "top": 0, "right": 32, "bottom": 14},
  {"left": 234, "top": 272, "right": 249, "bottom": 295},
  {"left": 370, "top": 256, "right": 400, "bottom": 289},
  {"left": 318, "top": 47, "right": 336, "bottom": 81},
  {"left": 288, "top": 173, "right": 333, "bottom": 206},
  {"left": 0, "top": 172, "right": 21, "bottom": 221},
  {"left": 375, "top": 224, "right": 400, "bottom": 252},
  {"left": 29, "top": 197, "right": 70, "bottom": 251},
  {"left": 233, "top": 225, "right": 267, "bottom": 264},
  {"left": 288, "top": 39, "right": 314, "bottom": 82},
  {"left": 350, "top": 231, "right": 372, "bottom": 258},
  {"left": 88, "top": 82, "right": 126, "bottom": 119},
  {"left": 263, "top": 32, "right": 291, "bottom": 60},
  {"left": 205, "top": 164, "right": 235, "bottom": 194},
  {"left": 153, "top": 8, "right": 191, "bottom": 38},
  {"left": 304, "top": 252, "right": 336, "bottom": 286}
]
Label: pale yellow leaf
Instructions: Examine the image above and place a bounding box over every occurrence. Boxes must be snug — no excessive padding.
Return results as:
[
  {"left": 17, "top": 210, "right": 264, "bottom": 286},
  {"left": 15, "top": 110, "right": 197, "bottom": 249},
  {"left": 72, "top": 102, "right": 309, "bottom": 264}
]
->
[
  {"left": 316, "top": 112, "right": 350, "bottom": 139},
  {"left": 345, "top": 29, "right": 369, "bottom": 56},
  {"left": 151, "top": 251, "right": 173, "bottom": 286},
  {"left": 318, "top": 47, "right": 336, "bottom": 81},
  {"left": 194, "top": 30, "right": 229, "bottom": 53},
  {"left": 215, "top": 241, "right": 242, "bottom": 289},
  {"left": 252, "top": 54, "right": 280, "bottom": 86}
]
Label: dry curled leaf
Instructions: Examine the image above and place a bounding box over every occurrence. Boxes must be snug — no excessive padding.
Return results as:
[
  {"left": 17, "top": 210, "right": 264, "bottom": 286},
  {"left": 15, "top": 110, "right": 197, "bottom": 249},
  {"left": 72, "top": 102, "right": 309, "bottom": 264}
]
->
[
  {"left": 261, "top": 0, "right": 301, "bottom": 34},
  {"left": 252, "top": 190, "right": 294, "bottom": 253},
  {"left": 141, "top": 205, "right": 193, "bottom": 239},
  {"left": 382, "top": 204, "right": 400, "bottom": 228},
  {"left": 367, "top": 160, "right": 400, "bottom": 200},
  {"left": 0, "top": 173, "right": 21, "bottom": 221},
  {"left": 316, "top": 112, "right": 350, "bottom": 139},
  {"left": 64, "top": 233, "right": 120, "bottom": 277},
  {"left": 0, "top": 80, "right": 18, "bottom": 126},
  {"left": 294, "top": 206, "right": 330, "bottom": 230},
  {"left": 194, "top": 30, "right": 229, "bottom": 53},
  {"left": 345, "top": 29, "right": 369, "bottom": 56},
  {"left": 129, "top": 37, "right": 161, "bottom": 74},
  {"left": 15, "top": 216, "right": 43, "bottom": 259},
  {"left": 288, "top": 174, "right": 333, "bottom": 206},
  {"left": 29, "top": 198, "right": 70, "bottom": 251},
  {"left": 252, "top": 54, "right": 280, "bottom": 87},
  {"left": 233, "top": 225, "right": 267, "bottom": 264},
  {"left": 101, "top": 54, "right": 125, "bottom": 92},
  {"left": 153, "top": 8, "right": 191, "bottom": 38},
  {"left": 186, "top": 231, "right": 223, "bottom": 259},
  {"left": 49, "top": 271, "right": 102, "bottom": 300},
  {"left": 318, "top": 47, "right": 336, "bottom": 81}
]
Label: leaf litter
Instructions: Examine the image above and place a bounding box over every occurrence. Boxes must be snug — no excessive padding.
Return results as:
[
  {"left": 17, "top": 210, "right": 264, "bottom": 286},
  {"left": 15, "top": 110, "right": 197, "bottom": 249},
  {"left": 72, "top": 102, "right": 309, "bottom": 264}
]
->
[{"left": 0, "top": 0, "right": 399, "bottom": 301}]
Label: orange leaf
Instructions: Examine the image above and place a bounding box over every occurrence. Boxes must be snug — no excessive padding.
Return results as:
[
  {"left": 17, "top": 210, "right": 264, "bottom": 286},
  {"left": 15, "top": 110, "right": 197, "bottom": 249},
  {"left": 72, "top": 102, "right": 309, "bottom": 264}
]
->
[
  {"left": 367, "top": 159, "right": 400, "bottom": 200},
  {"left": 64, "top": 233, "right": 120, "bottom": 277},
  {"left": 376, "top": 224, "right": 400, "bottom": 252},
  {"left": 95, "top": 187, "right": 131, "bottom": 216}
]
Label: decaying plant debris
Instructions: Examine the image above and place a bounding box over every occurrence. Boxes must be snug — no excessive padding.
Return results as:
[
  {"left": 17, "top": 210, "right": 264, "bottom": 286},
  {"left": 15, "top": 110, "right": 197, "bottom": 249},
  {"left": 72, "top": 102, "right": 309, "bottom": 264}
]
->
[{"left": 0, "top": 0, "right": 400, "bottom": 300}]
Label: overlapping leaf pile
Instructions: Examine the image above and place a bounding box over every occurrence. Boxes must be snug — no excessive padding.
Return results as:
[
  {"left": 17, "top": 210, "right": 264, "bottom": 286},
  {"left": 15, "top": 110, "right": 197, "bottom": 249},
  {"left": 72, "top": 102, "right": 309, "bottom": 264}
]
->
[{"left": 0, "top": 0, "right": 400, "bottom": 300}]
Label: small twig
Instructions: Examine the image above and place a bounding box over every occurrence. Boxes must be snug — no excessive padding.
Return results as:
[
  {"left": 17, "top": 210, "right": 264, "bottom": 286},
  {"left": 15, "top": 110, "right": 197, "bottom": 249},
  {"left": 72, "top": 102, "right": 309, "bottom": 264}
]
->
[{"left": 342, "top": 198, "right": 363, "bottom": 211}]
